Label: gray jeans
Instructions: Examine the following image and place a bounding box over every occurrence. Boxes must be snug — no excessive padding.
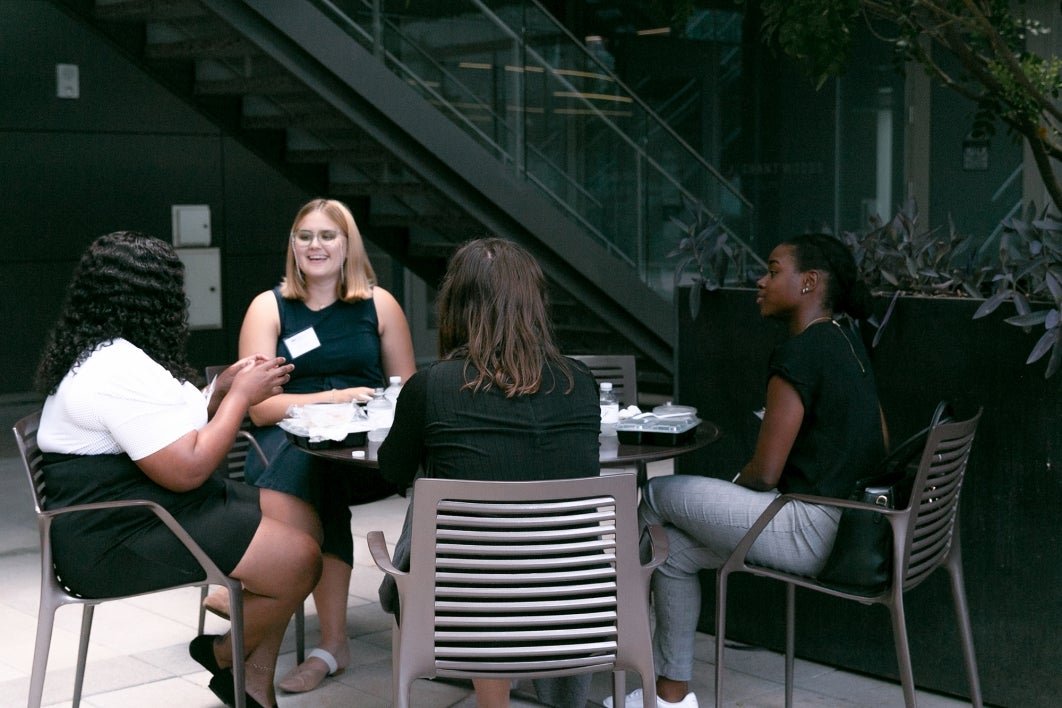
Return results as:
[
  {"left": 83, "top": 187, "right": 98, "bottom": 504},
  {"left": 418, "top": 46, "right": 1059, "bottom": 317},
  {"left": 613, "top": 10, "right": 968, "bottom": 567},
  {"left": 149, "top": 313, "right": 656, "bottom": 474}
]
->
[{"left": 639, "top": 474, "right": 841, "bottom": 682}]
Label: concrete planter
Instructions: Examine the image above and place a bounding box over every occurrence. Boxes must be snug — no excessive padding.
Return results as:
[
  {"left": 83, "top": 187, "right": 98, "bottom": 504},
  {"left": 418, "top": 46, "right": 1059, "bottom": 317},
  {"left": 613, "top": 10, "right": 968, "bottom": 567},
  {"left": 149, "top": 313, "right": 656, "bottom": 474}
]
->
[{"left": 675, "top": 287, "right": 1061, "bottom": 707}]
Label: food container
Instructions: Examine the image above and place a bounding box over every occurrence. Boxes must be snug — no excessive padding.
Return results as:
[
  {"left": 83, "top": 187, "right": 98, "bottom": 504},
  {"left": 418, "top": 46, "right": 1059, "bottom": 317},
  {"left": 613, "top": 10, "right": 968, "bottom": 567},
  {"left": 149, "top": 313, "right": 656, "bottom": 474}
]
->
[
  {"left": 285, "top": 429, "right": 368, "bottom": 450},
  {"left": 616, "top": 410, "right": 701, "bottom": 446},
  {"left": 278, "top": 403, "right": 371, "bottom": 450}
]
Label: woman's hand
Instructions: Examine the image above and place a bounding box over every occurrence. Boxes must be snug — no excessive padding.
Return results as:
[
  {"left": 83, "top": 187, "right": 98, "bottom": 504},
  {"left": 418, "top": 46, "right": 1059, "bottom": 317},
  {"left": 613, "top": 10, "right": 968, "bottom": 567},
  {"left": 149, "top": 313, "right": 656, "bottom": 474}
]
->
[
  {"left": 335, "top": 386, "right": 376, "bottom": 404},
  {"left": 229, "top": 357, "right": 294, "bottom": 407},
  {"left": 212, "top": 354, "right": 268, "bottom": 395}
]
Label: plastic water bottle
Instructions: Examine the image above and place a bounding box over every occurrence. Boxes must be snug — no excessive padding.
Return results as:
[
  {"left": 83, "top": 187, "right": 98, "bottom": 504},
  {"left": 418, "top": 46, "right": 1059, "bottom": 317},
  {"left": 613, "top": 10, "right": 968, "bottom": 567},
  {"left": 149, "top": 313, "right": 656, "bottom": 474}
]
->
[
  {"left": 599, "top": 382, "right": 619, "bottom": 437},
  {"left": 365, "top": 388, "right": 393, "bottom": 441},
  {"left": 384, "top": 375, "right": 403, "bottom": 404}
]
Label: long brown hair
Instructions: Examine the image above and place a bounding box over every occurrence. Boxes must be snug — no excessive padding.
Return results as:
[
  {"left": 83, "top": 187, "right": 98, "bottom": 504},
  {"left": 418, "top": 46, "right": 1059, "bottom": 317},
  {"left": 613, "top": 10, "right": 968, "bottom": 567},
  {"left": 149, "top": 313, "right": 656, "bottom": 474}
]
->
[
  {"left": 437, "top": 238, "right": 572, "bottom": 396},
  {"left": 279, "top": 198, "right": 376, "bottom": 301}
]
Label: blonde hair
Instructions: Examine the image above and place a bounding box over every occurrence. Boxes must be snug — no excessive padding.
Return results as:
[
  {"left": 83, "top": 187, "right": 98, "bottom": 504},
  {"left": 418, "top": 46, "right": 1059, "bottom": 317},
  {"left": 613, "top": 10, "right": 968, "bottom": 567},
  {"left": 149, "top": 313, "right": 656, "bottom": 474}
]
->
[{"left": 280, "top": 198, "right": 376, "bottom": 301}]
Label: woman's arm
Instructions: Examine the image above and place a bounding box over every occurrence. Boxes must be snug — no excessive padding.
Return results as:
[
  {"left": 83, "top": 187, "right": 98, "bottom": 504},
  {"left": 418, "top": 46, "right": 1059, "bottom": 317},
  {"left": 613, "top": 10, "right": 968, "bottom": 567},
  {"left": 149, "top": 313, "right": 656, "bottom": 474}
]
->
[
  {"left": 373, "top": 286, "right": 417, "bottom": 382},
  {"left": 733, "top": 375, "right": 804, "bottom": 490},
  {"left": 238, "top": 291, "right": 335, "bottom": 425},
  {"left": 137, "top": 358, "right": 291, "bottom": 492},
  {"left": 378, "top": 369, "right": 426, "bottom": 492}
]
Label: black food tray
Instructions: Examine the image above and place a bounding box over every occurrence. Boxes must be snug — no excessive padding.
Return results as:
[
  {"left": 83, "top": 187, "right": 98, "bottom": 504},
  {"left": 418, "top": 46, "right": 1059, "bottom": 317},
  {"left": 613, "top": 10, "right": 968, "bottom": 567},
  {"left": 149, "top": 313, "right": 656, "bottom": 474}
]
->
[
  {"left": 617, "top": 425, "right": 698, "bottom": 446},
  {"left": 286, "top": 429, "right": 368, "bottom": 450}
]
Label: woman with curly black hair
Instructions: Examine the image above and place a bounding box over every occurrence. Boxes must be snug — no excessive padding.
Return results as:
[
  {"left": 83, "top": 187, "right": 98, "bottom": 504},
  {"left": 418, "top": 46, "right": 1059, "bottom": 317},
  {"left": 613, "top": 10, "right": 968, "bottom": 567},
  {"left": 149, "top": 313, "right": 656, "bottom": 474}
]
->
[{"left": 35, "top": 231, "right": 322, "bottom": 708}]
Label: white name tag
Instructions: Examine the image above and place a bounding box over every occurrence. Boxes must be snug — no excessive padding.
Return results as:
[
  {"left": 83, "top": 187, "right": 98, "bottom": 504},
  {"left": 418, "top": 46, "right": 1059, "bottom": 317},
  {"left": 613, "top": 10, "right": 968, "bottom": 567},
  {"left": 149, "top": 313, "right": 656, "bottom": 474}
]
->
[{"left": 284, "top": 327, "right": 322, "bottom": 359}]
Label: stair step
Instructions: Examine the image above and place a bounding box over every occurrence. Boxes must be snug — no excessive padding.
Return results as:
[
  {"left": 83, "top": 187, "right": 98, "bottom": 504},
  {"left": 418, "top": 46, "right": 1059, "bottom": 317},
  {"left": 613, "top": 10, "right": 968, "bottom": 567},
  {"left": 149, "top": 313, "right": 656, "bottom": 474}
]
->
[{"left": 95, "top": 0, "right": 208, "bottom": 22}]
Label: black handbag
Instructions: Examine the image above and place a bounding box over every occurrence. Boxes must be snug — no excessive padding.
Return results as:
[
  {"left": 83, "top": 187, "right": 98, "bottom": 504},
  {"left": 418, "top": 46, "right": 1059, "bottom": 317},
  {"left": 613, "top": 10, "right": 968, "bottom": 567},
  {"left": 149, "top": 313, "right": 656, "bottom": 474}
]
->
[{"left": 816, "top": 402, "right": 953, "bottom": 593}]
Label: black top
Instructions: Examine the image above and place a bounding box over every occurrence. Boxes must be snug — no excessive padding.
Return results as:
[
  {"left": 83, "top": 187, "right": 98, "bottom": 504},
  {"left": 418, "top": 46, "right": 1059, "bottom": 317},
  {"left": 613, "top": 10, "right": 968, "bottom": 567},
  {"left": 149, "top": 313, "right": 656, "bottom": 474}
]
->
[
  {"left": 768, "top": 320, "right": 885, "bottom": 498},
  {"left": 378, "top": 357, "right": 601, "bottom": 492}
]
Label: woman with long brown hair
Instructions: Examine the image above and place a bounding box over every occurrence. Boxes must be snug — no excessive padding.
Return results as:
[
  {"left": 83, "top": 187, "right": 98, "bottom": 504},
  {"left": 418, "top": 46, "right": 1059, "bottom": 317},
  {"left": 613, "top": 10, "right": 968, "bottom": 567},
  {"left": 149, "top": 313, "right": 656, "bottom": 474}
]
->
[{"left": 378, "top": 237, "right": 602, "bottom": 707}]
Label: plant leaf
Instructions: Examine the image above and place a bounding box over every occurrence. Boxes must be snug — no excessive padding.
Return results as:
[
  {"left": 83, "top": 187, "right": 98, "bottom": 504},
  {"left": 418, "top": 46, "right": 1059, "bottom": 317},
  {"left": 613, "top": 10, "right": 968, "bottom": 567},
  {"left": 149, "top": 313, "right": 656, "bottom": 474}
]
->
[
  {"left": 1045, "top": 330, "right": 1062, "bottom": 378},
  {"left": 1005, "top": 311, "right": 1049, "bottom": 327},
  {"left": 973, "top": 291, "right": 1009, "bottom": 318},
  {"left": 1026, "top": 328, "right": 1056, "bottom": 364}
]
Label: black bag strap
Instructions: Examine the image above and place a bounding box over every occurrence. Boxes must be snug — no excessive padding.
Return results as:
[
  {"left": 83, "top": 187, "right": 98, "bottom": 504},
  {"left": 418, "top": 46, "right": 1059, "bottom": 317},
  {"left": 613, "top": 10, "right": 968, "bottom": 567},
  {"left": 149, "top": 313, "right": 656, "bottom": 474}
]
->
[{"left": 852, "top": 400, "right": 954, "bottom": 493}]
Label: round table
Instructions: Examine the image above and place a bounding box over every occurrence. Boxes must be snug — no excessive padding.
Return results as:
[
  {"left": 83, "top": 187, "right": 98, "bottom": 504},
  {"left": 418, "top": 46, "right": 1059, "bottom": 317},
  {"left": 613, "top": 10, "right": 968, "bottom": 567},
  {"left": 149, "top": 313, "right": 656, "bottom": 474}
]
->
[{"left": 298, "top": 420, "right": 721, "bottom": 483}]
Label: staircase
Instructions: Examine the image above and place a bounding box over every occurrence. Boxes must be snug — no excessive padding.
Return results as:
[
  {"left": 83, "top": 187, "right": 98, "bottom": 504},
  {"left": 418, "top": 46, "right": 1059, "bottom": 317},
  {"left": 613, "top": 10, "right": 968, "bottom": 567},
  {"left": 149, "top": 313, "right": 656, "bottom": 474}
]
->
[{"left": 53, "top": 0, "right": 753, "bottom": 397}]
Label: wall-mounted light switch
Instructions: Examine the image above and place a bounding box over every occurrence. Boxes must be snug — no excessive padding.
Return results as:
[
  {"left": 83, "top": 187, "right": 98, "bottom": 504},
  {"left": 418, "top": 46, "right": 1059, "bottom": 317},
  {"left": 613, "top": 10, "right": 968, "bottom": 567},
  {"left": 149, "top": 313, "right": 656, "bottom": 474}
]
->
[{"left": 56, "top": 63, "right": 79, "bottom": 99}]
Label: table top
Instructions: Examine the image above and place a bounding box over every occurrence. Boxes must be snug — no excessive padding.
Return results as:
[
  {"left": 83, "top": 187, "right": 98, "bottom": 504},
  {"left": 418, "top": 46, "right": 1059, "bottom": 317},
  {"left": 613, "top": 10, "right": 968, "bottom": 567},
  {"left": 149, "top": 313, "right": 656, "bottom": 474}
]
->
[{"left": 298, "top": 419, "right": 721, "bottom": 470}]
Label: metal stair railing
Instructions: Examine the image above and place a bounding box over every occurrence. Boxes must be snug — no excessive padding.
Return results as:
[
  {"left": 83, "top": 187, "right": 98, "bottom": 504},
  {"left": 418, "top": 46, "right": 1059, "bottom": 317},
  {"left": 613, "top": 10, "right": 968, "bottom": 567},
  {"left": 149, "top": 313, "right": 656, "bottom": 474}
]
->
[{"left": 309, "top": 0, "right": 762, "bottom": 297}]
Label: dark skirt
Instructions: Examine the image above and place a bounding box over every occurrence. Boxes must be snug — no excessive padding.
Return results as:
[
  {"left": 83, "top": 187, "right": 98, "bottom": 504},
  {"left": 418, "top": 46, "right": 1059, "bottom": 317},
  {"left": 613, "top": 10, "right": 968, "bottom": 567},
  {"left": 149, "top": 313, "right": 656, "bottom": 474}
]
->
[
  {"left": 244, "top": 425, "right": 397, "bottom": 565},
  {"left": 41, "top": 452, "right": 262, "bottom": 599}
]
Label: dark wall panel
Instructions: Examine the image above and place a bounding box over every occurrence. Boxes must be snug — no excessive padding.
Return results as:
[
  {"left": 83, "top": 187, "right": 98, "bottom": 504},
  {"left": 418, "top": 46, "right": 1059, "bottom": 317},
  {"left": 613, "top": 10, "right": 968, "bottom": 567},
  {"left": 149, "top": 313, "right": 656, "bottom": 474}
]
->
[{"left": 0, "top": 2, "right": 316, "bottom": 391}]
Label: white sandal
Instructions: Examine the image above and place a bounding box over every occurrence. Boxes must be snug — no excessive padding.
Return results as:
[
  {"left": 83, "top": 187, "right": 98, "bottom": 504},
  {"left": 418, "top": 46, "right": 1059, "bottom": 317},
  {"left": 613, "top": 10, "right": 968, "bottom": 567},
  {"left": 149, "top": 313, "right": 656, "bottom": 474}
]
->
[{"left": 277, "top": 647, "right": 345, "bottom": 693}]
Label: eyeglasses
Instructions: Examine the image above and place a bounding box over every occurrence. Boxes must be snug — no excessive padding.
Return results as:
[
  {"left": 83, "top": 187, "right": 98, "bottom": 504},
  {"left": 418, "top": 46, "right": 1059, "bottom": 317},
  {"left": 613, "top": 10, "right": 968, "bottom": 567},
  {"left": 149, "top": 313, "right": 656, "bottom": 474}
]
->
[{"left": 292, "top": 229, "right": 344, "bottom": 246}]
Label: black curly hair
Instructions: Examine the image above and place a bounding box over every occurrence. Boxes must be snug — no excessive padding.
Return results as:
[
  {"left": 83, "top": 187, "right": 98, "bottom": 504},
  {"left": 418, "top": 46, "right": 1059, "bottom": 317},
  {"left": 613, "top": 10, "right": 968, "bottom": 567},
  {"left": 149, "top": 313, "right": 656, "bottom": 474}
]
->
[{"left": 35, "top": 231, "right": 197, "bottom": 395}]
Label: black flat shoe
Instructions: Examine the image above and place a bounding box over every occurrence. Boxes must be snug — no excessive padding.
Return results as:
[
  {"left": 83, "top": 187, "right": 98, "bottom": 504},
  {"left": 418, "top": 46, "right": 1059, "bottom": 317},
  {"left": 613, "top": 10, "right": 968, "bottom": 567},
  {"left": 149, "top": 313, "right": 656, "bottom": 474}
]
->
[
  {"left": 190, "top": 635, "right": 235, "bottom": 705},
  {"left": 189, "top": 634, "right": 226, "bottom": 675},
  {"left": 208, "top": 674, "right": 276, "bottom": 708}
]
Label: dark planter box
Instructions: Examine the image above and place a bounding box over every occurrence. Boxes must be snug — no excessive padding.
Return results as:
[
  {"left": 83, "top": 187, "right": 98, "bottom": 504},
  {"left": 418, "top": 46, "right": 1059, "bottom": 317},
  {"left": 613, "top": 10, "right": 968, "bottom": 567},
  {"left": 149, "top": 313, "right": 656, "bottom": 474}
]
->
[{"left": 675, "top": 287, "right": 1062, "bottom": 708}]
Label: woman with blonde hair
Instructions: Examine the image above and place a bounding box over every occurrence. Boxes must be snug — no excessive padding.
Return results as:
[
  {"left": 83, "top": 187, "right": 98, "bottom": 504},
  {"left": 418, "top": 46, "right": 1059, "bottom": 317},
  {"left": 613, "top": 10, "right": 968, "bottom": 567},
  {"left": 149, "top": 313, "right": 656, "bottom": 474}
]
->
[{"left": 225, "top": 198, "right": 417, "bottom": 694}]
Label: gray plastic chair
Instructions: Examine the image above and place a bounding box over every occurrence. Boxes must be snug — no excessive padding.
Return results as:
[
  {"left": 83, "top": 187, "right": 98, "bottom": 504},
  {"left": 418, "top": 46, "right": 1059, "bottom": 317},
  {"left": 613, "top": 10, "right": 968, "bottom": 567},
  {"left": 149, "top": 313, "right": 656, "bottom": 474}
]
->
[
  {"left": 368, "top": 472, "right": 667, "bottom": 708},
  {"left": 14, "top": 410, "right": 247, "bottom": 708},
  {"left": 568, "top": 354, "right": 639, "bottom": 408},
  {"left": 199, "top": 366, "right": 305, "bottom": 664},
  {"left": 568, "top": 354, "right": 651, "bottom": 484},
  {"left": 715, "top": 409, "right": 984, "bottom": 708}
]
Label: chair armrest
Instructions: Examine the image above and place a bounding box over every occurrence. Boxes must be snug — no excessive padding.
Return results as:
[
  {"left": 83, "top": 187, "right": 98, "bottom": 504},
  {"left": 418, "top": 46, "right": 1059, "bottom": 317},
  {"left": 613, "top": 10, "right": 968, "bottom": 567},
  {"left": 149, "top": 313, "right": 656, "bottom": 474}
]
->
[
  {"left": 40, "top": 498, "right": 230, "bottom": 583},
  {"left": 641, "top": 524, "right": 668, "bottom": 574},
  {"left": 723, "top": 492, "right": 901, "bottom": 570},
  {"left": 237, "top": 430, "right": 270, "bottom": 467},
  {"left": 366, "top": 530, "right": 404, "bottom": 577}
]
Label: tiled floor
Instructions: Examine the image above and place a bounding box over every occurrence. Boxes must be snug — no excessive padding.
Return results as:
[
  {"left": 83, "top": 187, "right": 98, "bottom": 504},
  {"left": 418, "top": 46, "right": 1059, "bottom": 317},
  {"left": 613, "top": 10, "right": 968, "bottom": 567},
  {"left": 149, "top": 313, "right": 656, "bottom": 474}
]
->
[{"left": 0, "top": 396, "right": 973, "bottom": 707}]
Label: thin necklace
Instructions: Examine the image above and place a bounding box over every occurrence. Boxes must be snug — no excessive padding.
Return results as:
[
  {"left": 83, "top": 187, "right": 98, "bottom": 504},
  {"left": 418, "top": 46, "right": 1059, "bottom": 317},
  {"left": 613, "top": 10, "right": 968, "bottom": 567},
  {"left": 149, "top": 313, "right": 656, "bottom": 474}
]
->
[
  {"left": 801, "top": 315, "right": 833, "bottom": 332},
  {"left": 801, "top": 315, "right": 866, "bottom": 374}
]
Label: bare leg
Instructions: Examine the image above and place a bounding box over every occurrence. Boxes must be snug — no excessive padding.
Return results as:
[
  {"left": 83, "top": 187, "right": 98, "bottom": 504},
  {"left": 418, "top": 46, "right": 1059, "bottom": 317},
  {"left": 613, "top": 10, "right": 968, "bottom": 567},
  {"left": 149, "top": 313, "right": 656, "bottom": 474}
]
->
[
  {"left": 473, "top": 678, "right": 512, "bottom": 707},
  {"left": 277, "top": 555, "right": 352, "bottom": 692},
  {"left": 211, "top": 514, "right": 322, "bottom": 705},
  {"left": 311, "top": 555, "right": 353, "bottom": 667},
  {"left": 203, "top": 489, "right": 321, "bottom": 618}
]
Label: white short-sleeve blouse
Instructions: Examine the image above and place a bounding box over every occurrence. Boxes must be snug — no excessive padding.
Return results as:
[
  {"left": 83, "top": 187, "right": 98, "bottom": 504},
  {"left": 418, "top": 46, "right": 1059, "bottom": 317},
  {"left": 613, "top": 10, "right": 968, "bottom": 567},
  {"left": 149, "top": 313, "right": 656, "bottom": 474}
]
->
[{"left": 38, "top": 338, "right": 207, "bottom": 460}]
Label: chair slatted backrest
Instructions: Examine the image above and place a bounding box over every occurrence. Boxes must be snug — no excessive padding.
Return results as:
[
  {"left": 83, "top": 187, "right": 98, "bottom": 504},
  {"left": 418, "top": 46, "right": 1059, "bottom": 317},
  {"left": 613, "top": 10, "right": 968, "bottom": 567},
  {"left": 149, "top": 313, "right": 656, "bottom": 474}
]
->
[
  {"left": 568, "top": 355, "right": 638, "bottom": 408},
  {"left": 401, "top": 474, "right": 650, "bottom": 680},
  {"left": 16, "top": 411, "right": 46, "bottom": 514},
  {"left": 901, "top": 411, "right": 981, "bottom": 590}
]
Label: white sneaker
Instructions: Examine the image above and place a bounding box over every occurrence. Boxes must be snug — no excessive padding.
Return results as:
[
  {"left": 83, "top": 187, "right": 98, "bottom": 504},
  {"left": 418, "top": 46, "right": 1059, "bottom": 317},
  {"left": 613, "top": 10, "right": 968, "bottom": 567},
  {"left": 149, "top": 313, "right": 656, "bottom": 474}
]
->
[{"left": 601, "top": 687, "right": 699, "bottom": 708}]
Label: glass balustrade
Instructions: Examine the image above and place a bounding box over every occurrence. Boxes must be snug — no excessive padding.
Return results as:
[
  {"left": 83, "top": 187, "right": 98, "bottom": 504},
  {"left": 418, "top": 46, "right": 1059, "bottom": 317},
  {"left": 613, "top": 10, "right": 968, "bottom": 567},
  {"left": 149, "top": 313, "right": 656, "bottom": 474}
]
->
[{"left": 315, "top": 0, "right": 759, "bottom": 298}]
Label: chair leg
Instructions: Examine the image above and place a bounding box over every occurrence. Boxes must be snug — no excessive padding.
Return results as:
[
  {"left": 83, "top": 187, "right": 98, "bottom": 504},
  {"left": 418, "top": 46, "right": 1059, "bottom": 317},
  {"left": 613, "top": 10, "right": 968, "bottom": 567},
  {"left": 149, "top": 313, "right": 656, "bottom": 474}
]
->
[
  {"left": 295, "top": 602, "right": 306, "bottom": 664},
  {"left": 887, "top": 594, "right": 917, "bottom": 708},
  {"left": 27, "top": 602, "right": 57, "bottom": 708},
  {"left": 72, "top": 604, "right": 94, "bottom": 708},
  {"left": 715, "top": 569, "right": 730, "bottom": 708},
  {"left": 947, "top": 545, "right": 983, "bottom": 707},
  {"left": 784, "top": 583, "right": 795, "bottom": 708},
  {"left": 228, "top": 583, "right": 246, "bottom": 708},
  {"left": 198, "top": 585, "right": 208, "bottom": 635}
]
